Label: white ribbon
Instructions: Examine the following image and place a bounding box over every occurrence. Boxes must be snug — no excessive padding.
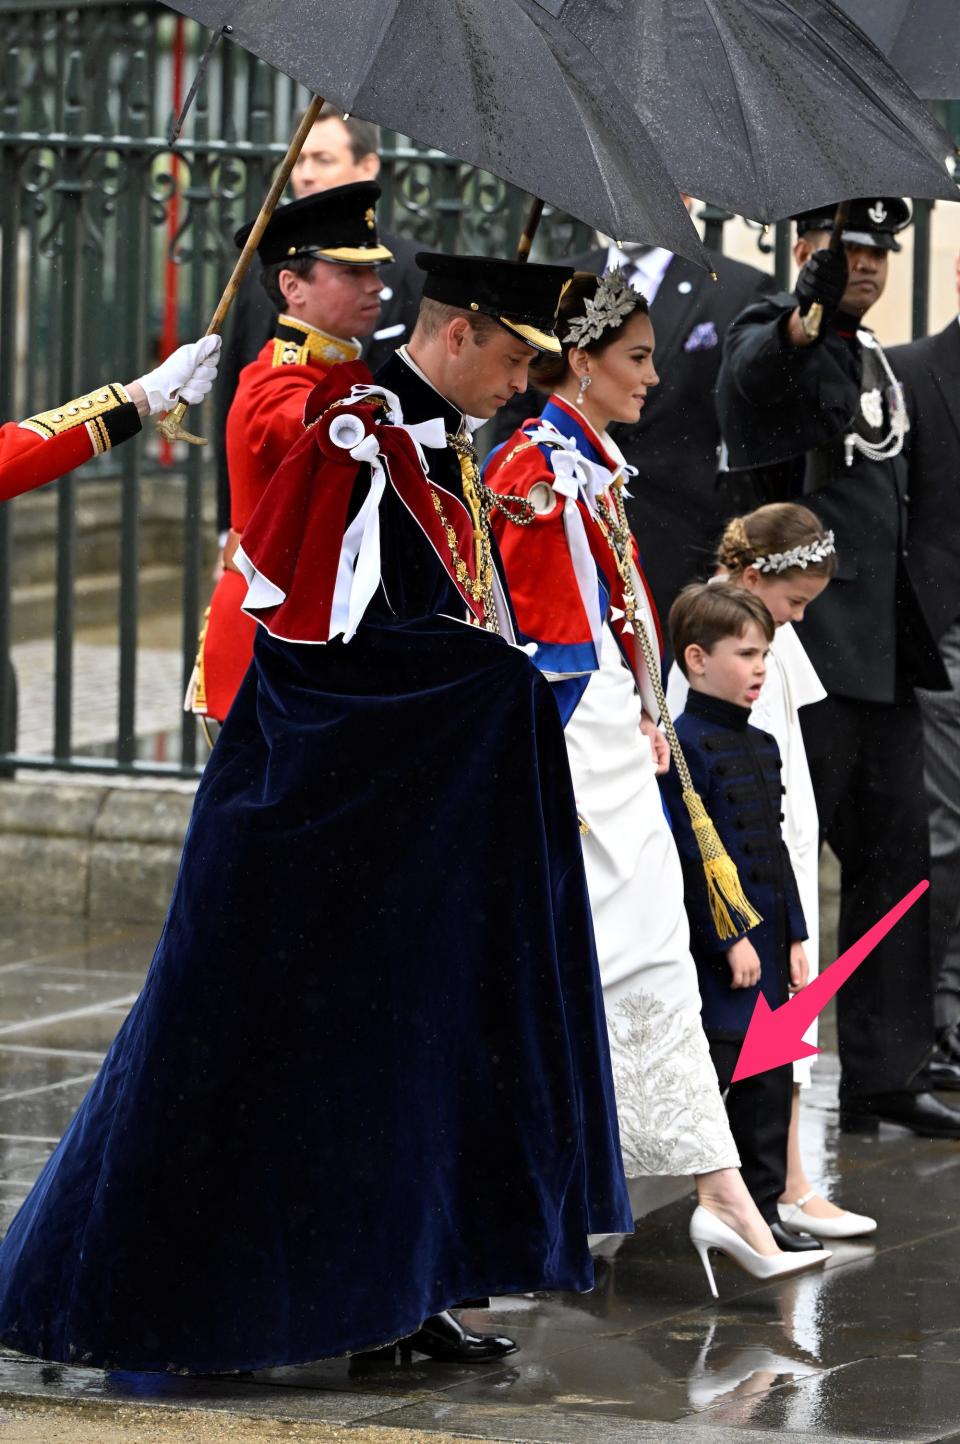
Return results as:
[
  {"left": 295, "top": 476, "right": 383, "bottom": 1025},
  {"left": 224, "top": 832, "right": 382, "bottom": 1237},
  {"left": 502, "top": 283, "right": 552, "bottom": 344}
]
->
[
  {"left": 522, "top": 425, "right": 606, "bottom": 660},
  {"left": 327, "top": 388, "right": 448, "bottom": 641}
]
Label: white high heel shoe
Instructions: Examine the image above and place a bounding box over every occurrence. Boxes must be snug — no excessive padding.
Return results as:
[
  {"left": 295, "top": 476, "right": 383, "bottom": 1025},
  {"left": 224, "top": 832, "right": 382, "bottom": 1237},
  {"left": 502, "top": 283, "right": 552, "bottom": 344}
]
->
[
  {"left": 689, "top": 1205, "right": 832, "bottom": 1299},
  {"left": 777, "top": 1191, "right": 877, "bottom": 1240}
]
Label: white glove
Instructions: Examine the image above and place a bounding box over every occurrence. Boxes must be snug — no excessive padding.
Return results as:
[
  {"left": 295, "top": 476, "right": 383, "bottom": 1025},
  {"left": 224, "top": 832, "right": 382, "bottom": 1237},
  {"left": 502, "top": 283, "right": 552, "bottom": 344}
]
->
[{"left": 133, "top": 335, "right": 222, "bottom": 415}]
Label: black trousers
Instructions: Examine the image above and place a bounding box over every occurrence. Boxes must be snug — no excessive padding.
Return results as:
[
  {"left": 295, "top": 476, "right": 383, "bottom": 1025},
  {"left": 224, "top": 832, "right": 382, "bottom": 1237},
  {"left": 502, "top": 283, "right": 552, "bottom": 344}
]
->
[
  {"left": 709, "top": 1040, "right": 792, "bottom": 1224},
  {"left": 917, "top": 617, "right": 960, "bottom": 1030},
  {"left": 801, "top": 694, "right": 934, "bottom": 1099}
]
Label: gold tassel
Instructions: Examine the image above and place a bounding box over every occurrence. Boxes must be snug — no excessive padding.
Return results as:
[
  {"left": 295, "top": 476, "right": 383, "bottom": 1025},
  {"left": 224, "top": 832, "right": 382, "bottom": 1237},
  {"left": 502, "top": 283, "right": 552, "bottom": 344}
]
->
[
  {"left": 684, "top": 789, "right": 764, "bottom": 939},
  {"left": 625, "top": 594, "right": 764, "bottom": 943},
  {"left": 183, "top": 605, "right": 211, "bottom": 716}
]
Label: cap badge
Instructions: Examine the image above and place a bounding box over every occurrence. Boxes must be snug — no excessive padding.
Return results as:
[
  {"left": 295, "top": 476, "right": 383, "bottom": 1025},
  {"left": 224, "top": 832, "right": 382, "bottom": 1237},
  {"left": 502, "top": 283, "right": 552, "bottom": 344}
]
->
[
  {"left": 867, "top": 201, "right": 888, "bottom": 225},
  {"left": 364, "top": 207, "right": 376, "bottom": 231},
  {"left": 861, "top": 387, "right": 884, "bottom": 429}
]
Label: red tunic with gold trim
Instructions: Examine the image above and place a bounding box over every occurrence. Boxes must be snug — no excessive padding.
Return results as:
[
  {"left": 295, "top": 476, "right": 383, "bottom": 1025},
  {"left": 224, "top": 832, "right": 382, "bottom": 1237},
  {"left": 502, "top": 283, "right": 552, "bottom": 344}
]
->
[
  {"left": 0, "top": 384, "right": 140, "bottom": 503},
  {"left": 483, "top": 394, "right": 662, "bottom": 724},
  {"left": 195, "top": 317, "right": 362, "bottom": 720}
]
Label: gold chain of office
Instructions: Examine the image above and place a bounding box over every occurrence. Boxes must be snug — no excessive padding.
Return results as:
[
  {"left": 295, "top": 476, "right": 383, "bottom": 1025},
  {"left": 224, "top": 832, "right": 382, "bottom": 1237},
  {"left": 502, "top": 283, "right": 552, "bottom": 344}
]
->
[{"left": 438, "top": 431, "right": 536, "bottom": 632}]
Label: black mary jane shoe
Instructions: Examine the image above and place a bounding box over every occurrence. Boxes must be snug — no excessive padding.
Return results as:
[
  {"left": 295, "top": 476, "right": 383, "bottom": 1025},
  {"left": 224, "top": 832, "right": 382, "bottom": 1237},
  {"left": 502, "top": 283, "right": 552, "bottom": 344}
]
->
[
  {"left": 769, "top": 1221, "right": 825, "bottom": 1253},
  {"left": 355, "top": 1310, "right": 517, "bottom": 1365},
  {"left": 839, "top": 1089, "right": 960, "bottom": 1138}
]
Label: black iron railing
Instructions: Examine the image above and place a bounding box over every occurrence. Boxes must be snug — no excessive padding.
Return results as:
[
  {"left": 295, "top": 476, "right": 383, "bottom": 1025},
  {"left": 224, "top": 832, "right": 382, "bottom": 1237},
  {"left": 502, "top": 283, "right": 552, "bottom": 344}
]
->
[
  {"left": 0, "top": 2, "right": 591, "bottom": 778},
  {"left": 0, "top": 3, "right": 954, "bottom": 779}
]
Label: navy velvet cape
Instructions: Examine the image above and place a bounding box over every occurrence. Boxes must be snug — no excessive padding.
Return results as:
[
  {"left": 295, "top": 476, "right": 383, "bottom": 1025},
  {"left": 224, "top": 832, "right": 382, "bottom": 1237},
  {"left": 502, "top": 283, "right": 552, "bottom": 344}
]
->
[{"left": 0, "top": 365, "right": 631, "bottom": 1374}]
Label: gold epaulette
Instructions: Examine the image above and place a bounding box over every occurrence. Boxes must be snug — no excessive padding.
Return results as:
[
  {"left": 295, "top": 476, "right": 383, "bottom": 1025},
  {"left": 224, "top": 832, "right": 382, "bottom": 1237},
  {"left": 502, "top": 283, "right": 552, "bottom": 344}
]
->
[
  {"left": 500, "top": 435, "right": 560, "bottom": 469},
  {"left": 19, "top": 382, "right": 137, "bottom": 454},
  {"left": 272, "top": 316, "right": 362, "bottom": 368}
]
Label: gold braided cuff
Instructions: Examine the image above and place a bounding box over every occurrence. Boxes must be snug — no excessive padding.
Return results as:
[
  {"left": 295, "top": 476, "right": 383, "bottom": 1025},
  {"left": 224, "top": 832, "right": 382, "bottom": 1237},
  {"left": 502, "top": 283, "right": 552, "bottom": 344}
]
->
[{"left": 19, "top": 383, "right": 140, "bottom": 454}]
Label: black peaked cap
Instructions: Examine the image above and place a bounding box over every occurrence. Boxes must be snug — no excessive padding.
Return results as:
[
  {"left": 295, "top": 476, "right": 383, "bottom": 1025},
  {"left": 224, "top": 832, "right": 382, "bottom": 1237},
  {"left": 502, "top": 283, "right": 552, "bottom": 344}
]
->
[
  {"left": 416, "top": 252, "right": 574, "bottom": 354},
  {"left": 235, "top": 181, "right": 394, "bottom": 266},
  {"left": 793, "top": 197, "right": 912, "bottom": 252}
]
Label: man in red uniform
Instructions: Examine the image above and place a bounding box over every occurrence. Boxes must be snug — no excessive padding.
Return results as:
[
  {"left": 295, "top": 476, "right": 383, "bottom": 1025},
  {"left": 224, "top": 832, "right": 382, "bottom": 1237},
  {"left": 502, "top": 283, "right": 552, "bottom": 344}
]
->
[
  {"left": 0, "top": 338, "right": 221, "bottom": 503},
  {"left": 0, "top": 337, "right": 220, "bottom": 761},
  {"left": 194, "top": 181, "right": 392, "bottom": 721}
]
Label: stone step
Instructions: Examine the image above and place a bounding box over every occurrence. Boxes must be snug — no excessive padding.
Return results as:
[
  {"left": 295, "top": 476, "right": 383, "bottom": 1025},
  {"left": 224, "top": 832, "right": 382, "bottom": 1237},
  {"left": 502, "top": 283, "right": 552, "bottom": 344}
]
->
[
  {"left": 11, "top": 477, "right": 217, "bottom": 589},
  {"left": 0, "top": 777, "right": 196, "bottom": 923}
]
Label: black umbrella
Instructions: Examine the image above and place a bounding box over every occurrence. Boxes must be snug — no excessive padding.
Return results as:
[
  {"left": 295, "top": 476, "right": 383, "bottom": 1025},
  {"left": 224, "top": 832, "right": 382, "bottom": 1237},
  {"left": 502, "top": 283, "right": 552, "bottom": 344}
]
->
[
  {"left": 839, "top": 0, "right": 960, "bottom": 99},
  {"left": 558, "top": 0, "right": 958, "bottom": 220},
  {"left": 163, "top": 0, "right": 706, "bottom": 265}
]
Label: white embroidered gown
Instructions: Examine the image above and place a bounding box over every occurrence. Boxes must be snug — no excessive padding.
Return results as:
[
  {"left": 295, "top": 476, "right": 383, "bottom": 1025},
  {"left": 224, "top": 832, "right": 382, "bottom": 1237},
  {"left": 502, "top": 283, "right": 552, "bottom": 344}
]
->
[{"left": 566, "top": 617, "right": 740, "bottom": 1190}]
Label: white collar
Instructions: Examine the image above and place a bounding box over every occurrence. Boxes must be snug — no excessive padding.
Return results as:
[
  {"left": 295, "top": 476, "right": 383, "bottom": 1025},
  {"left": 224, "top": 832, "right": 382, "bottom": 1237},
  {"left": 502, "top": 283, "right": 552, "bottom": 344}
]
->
[
  {"left": 397, "top": 346, "right": 487, "bottom": 436},
  {"left": 605, "top": 244, "right": 673, "bottom": 299}
]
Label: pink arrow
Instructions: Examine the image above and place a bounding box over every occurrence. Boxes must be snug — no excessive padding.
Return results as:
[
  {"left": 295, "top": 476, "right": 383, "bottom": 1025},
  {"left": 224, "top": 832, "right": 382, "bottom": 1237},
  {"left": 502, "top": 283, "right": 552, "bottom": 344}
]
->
[{"left": 732, "top": 880, "right": 930, "bottom": 1083}]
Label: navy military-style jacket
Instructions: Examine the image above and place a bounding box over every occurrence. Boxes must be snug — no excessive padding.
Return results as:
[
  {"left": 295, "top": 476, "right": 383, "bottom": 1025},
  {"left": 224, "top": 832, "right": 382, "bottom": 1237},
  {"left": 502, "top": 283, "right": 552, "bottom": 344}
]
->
[{"left": 659, "top": 689, "right": 807, "bottom": 1041}]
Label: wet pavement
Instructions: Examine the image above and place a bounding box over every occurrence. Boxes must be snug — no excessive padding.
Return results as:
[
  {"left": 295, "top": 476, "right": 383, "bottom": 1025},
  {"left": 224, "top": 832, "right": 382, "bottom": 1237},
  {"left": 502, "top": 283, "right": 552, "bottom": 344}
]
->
[{"left": 1, "top": 914, "right": 960, "bottom": 1442}]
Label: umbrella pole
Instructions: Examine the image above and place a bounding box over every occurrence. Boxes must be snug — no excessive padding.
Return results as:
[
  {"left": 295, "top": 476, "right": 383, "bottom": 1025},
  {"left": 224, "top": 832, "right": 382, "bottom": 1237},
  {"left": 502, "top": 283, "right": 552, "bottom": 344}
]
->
[
  {"left": 157, "top": 93, "right": 327, "bottom": 444},
  {"left": 515, "top": 196, "right": 545, "bottom": 262},
  {"left": 801, "top": 201, "right": 851, "bottom": 343}
]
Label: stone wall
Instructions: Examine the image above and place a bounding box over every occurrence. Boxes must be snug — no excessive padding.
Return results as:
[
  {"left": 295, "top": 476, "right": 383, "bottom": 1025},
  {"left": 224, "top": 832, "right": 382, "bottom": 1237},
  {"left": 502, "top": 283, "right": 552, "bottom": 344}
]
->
[
  {"left": 0, "top": 779, "right": 195, "bottom": 923},
  {"left": 0, "top": 772, "right": 843, "bottom": 952}
]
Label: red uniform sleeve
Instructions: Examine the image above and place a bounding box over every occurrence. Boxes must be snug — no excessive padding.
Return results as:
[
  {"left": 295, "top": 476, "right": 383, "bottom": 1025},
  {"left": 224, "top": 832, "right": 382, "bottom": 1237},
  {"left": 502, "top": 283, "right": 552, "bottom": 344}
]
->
[
  {"left": 0, "top": 384, "right": 141, "bottom": 503},
  {"left": 486, "top": 429, "right": 590, "bottom": 646},
  {"left": 225, "top": 363, "right": 323, "bottom": 531}
]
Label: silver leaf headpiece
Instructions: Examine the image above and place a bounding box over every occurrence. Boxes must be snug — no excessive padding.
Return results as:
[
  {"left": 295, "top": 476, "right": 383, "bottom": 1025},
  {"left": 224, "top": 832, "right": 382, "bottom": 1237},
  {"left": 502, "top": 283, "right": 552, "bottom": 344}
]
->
[
  {"left": 563, "top": 267, "right": 639, "bottom": 347},
  {"left": 752, "top": 531, "right": 836, "bottom": 574}
]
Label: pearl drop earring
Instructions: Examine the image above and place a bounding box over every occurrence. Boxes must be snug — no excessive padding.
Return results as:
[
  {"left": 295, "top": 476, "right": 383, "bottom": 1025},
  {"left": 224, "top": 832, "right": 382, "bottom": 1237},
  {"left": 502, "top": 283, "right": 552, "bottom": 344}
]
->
[{"left": 577, "top": 374, "right": 592, "bottom": 402}]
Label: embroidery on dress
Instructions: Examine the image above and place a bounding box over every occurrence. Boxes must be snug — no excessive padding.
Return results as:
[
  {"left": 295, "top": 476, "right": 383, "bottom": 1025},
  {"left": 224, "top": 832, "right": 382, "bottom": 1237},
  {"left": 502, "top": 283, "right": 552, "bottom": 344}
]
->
[{"left": 606, "top": 990, "right": 739, "bottom": 1177}]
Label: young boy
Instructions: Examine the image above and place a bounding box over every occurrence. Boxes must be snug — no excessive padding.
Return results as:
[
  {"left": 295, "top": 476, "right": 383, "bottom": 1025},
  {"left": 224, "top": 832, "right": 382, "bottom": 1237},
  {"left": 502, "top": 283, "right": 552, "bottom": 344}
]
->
[{"left": 660, "top": 582, "right": 810, "bottom": 1244}]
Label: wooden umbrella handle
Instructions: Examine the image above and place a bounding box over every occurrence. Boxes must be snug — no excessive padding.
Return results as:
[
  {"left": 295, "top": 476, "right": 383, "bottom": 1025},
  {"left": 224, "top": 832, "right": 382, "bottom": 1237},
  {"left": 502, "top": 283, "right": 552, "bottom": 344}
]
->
[
  {"left": 515, "top": 195, "right": 545, "bottom": 263},
  {"left": 157, "top": 93, "right": 327, "bottom": 444},
  {"left": 801, "top": 200, "right": 851, "bottom": 343}
]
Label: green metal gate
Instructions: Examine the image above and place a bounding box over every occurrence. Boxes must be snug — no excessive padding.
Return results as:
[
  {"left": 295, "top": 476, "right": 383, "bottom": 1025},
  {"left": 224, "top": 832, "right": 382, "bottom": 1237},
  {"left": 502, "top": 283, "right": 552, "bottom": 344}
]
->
[{"left": 0, "top": 1, "right": 591, "bottom": 777}]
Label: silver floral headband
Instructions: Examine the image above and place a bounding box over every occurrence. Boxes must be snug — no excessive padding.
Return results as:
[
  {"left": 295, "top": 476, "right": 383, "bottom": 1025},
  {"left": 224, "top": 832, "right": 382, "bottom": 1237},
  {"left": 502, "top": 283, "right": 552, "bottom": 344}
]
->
[
  {"left": 563, "top": 267, "right": 638, "bottom": 347},
  {"left": 752, "top": 531, "right": 836, "bottom": 574}
]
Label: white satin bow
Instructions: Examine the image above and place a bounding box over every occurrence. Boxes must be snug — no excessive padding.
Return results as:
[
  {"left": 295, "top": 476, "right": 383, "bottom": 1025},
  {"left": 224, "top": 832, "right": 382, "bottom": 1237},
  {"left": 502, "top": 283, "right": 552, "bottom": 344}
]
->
[
  {"left": 522, "top": 425, "right": 605, "bottom": 658},
  {"left": 328, "top": 386, "right": 447, "bottom": 642}
]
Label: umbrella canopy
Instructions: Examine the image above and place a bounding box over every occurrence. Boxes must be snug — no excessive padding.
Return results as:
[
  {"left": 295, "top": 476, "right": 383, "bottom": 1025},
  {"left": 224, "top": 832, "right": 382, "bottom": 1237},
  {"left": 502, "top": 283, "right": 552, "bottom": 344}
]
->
[
  {"left": 556, "top": 0, "right": 958, "bottom": 221},
  {"left": 164, "top": 0, "right": 709, "bottom": 267},
  {"left": 839, "top": 0, "right": 960, "bottom": 100}
]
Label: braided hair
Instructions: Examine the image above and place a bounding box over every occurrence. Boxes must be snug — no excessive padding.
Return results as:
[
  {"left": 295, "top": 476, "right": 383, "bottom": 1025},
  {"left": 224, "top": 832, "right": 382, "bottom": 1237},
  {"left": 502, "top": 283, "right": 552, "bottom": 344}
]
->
[{"left": 716, "top": 503, "right": 837, "bottom": 580}]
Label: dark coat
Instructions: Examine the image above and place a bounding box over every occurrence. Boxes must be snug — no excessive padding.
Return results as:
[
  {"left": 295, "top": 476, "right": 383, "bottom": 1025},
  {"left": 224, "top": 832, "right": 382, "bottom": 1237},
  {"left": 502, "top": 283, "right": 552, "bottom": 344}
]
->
[
  {"left": 213, "top": 230, "right": 423, "bottom": 531},
  {"left": 888, "top": 318, "right": 960, "bottom": 641},
  {"left": 716, "top": 294, "right": 947, "bottom": 702},
  {"left": 659, "top": 689, "right": 806, "bottom": 1041}
]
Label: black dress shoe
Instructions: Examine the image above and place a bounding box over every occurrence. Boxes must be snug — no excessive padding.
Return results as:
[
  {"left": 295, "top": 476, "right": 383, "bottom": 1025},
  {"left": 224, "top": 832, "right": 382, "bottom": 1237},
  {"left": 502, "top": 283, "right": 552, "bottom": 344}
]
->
[
  {"left": 769, "top": 1221, "right": 825, "bottom": 1253},
  {"left": 839, "top": 1089, "right": 960, "bottom": 1138},
  {"left": 355, "top": 1310, "right": 517, "bottom": 1365},
  {"left": 923, "top": 1046, "right": 960, "bottom": 1092}
]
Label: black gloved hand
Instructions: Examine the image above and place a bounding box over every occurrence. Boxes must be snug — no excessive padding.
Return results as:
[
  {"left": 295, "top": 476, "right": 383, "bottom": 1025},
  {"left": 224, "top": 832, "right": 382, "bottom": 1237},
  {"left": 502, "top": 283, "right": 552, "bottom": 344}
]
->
[{"left": 794, "top": 246, "right": 849, "bottom": 324}]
